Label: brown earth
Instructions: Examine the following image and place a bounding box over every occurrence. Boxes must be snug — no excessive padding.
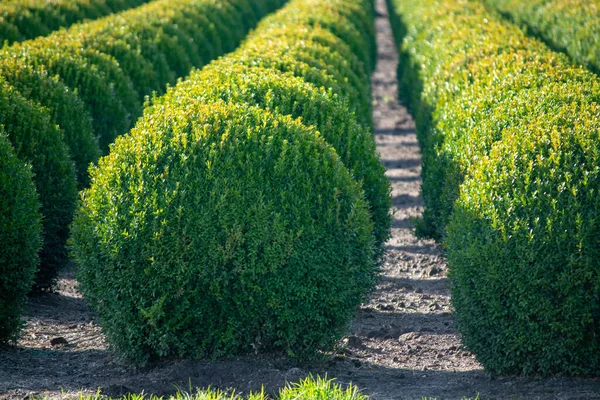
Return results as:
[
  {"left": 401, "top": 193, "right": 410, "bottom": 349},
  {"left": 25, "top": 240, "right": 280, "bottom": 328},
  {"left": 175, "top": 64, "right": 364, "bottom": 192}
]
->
[{"left": 1, "top": 0, "right": 600, "bottom": 398}]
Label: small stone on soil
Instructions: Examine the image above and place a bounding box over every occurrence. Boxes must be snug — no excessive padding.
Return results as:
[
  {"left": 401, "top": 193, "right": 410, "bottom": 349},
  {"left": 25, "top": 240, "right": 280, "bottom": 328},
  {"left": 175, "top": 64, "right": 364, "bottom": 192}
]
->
[
  {"left": 285, "top": 367, "right": 304, "bottom": 382},
  {"left": 50, "top": 337, "right": 68, "bottom": 346},
  {"left": 428, "top": 266, "right": 442, "bottom": 276},
  {"left": 399, "top": 332, "right": 419, "bottom": 341},
  {"left": 347, "top": 336, "right": 364, "bottom": 348}
]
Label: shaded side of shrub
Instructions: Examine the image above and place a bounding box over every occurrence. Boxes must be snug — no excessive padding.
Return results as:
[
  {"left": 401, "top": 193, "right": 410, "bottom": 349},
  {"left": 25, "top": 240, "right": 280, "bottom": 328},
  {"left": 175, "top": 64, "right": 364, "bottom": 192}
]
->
[
  {"left": 388, "top": 0, "right": 600, "bottom": 376},
  {"left": 0, "top": 79, "right": 77, "bottom": 290},
  {"left": 0, "top": 132, "right": 42, "bottom": 343}
]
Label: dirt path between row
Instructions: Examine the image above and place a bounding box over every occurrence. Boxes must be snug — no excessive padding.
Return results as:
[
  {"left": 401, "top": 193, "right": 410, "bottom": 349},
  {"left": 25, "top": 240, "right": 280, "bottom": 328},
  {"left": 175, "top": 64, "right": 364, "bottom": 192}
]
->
[{"left": 1, "top": 0, "right": 600, "bottom": 398}]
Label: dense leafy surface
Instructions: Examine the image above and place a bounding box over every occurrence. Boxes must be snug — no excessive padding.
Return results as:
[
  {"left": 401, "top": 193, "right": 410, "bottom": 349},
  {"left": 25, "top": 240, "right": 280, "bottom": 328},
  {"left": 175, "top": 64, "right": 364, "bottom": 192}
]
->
[
  {"left": 72, "top": 0, "right": 385, "bottom": 365},
  {"left": 484, "top": 0, "right": 600, "bottom": 75},
  {"left": 152, "top": 65, "right": 389, "bottom": 251},
  {"left": 0, "top": 0, "right": 284, "bottom": 292},
  {"left": 388, "top": 0, "right": 600, "bottom": 376},
  {"left": 0, "top": 79, "right": 77, "bottom": 290},
  {"left": 214, "top": 0, "right": 391, "bottom": 248},
  {"left": 0, "top": 133, "right": 41, "bottom": 344},
  {"left": 72, "top": 102, "right": 376, "bottom": 364},
  {"left": 0, "top": 58, "right": 100, "bottom": 188},
  {"left": 0, "top": 0, "right": 285, "bottom": 175},
  {"left": 0, "top": 0, "right": 152, "bottom": 43}
]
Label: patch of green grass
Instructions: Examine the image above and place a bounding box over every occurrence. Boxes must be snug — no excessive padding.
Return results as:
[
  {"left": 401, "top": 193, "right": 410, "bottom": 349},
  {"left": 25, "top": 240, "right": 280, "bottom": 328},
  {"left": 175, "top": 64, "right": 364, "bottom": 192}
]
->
[{"left": 48, "top": 375, "right": 368, "bottom": 400}]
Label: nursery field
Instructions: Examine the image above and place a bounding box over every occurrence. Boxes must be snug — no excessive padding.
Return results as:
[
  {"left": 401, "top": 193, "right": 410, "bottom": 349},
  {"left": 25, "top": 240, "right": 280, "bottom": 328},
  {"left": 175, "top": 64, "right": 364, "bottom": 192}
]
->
[{"left": 1, "top": 0, "right": 600, "bottom": 398}]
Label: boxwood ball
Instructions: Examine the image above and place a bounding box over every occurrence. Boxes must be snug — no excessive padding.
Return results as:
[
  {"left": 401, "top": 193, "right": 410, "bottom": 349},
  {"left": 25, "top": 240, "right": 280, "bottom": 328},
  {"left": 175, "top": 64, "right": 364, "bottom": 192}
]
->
[{"left": 71, "top": 101, "right": 377, "bottom": 364}]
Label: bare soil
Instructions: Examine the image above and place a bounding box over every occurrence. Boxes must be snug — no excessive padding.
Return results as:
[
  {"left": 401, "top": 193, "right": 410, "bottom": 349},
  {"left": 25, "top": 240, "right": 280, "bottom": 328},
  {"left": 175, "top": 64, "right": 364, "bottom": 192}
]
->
[{"left": 1, "top": 1, "right": 599, "bottom": 398}]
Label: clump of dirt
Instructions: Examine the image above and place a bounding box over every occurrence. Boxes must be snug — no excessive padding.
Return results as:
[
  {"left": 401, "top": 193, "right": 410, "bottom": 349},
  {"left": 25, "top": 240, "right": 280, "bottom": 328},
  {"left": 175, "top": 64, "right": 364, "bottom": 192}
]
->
[{"left": 1, "top": 1, "right": 599, "bottom": 398}]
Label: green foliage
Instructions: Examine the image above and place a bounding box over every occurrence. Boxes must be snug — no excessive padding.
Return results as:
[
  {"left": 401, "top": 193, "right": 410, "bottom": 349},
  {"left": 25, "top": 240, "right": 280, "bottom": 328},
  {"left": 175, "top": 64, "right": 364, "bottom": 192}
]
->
[
  {"left": 0, "top": 132, "right": 42, "bottom": 344},
  {"left": 71, "top": 102, "right": 376, "bottom": 364},
  {"left": 266, "top": 0, "right": 377, "bottom": 74},
  {"left": 2, "top": 36, "right": 139, "bottom": 154},
  {"left": 484, "top": 0, "right": 600, "bottom": 76},
  {"left": 388, "top": 0, "right": 600, "bottom": 376},
  {"left": 278, "top": 375, "right": 367, "bottom": 400},
  {"left": 0, "top": 0, "right": 280, "bottom": 206},
  {"left": 247, "top": 26, "right": 370, "bottom": 114},
  {"left": 36, "top": 375, "right": 368, "bottom": 400},
  {"left": 71, "top": 0, "right": 381, "bottom": 365},
  {"left": 447, "top": 101, "right": 600, "bottom": 376},
  {"left": 0, "top": 78, "right": 77, "bottom": 290},
  {"left": 389, "top": 0, "right": 542, "bottom": 239},
  {"left": 0, "top": 59, "right": 99, "bottom": 188},
  {"left": 0, "top": 0, "right": 285, "bottom": 157},
  {"left": 154, "top": 63, "right": 391, "bottom": 250},
  {"left": 70, "top": 0, "right": 277, "bottom": 100},
  {"left": 232, "top": 1, "right": 375, "bottom": 126},
  {"left": 0, "top": 0, "right": 153, "bottom": 44}
]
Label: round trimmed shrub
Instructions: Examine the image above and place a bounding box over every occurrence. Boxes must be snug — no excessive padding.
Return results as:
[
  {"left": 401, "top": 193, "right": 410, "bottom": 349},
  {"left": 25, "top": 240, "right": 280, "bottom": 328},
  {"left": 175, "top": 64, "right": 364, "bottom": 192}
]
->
[
  {"left": 0, "top": 79, "right": 78, "bottom": 290},
  {"left": 268, "top": 0, "right": 375, "bottom": 73},
  {"left": 391, "top": 0, "right": 600, "bottom": 377},
  {"left": 418, "top": 51, "right": 583, "bottom": 240},
  {"left": 157, "top": 64, "right": 391, "bottom": 251},
  {"left": 76, "top": 18, "right": 167, "bottom": 99},
  {"left": 0, "top": 132, "right": 42, "bottom": 344},
  {"left": 71, "top": 101, "right": 376, "bottom": 365},
  {"left": 3, "top": 37, "right": 139, "bottom": 153},
  {"left": 0, "top": 19, "right": 20, "bottom": 43},
  {"left": 75, "top": 0, "right": 224, "bottom": 98},
  {"left": 0, "top": 59, "right": 100, "bottom": 188},
  {"left": 232, "top": 40, "right": 370, "bottom": 125},
  {"left": 252, "top": 25, "right": 369, "bottom": 86},
  {"left": 447, "top": 101, "right": 600, "bottom": 376}
]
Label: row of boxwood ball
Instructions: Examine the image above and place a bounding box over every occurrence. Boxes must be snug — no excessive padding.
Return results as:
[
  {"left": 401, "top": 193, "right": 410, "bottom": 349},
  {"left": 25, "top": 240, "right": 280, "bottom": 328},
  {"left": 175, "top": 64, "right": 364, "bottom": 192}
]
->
[
  {"left": 484, "top": 0, "right": 600, "bottom": 76},
  {"left": 71, "top": 0, "right": 390, "bottom": 365},
  {"left": 0, "top": 0, "right": 287, "bottom": 345},
  {"left": 0, "top": 0, "right": 286, "bottom": 295},
  {"left": 387, "top": 0, "right": 600, "bottom": 376},
  {"left": 0, "top": 0, "right": 153, "bottom": 44}
]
